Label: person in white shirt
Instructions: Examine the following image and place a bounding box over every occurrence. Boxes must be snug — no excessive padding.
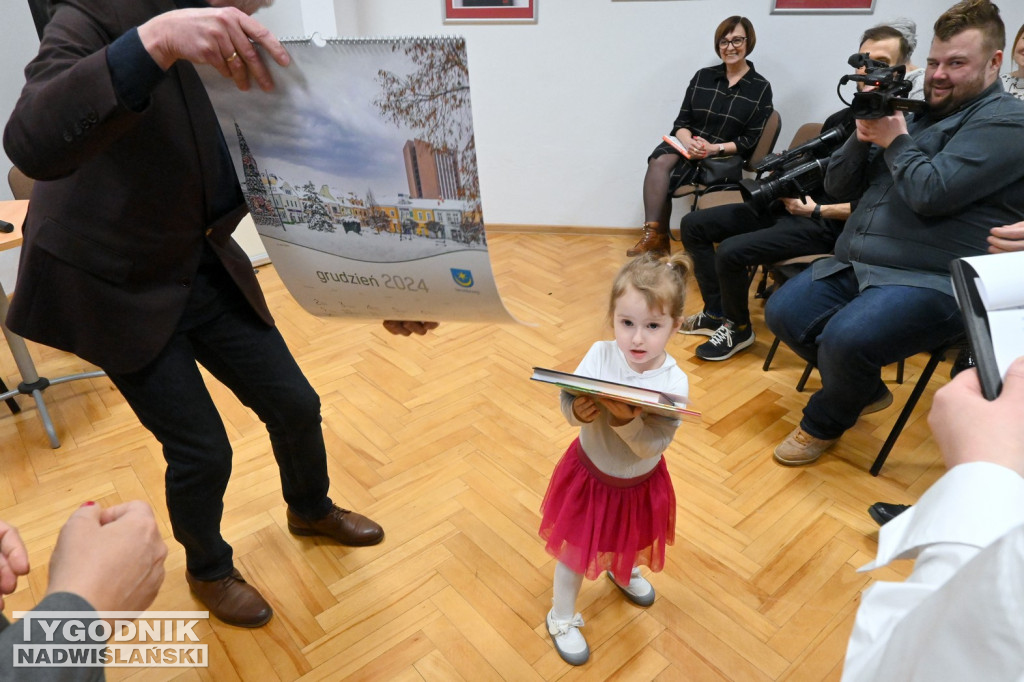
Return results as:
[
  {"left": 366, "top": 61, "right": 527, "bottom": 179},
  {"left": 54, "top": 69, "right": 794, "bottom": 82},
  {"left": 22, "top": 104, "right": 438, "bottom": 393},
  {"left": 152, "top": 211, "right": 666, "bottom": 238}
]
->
[{"left": 842, "top": 355, "right": 1024, "bottom": 681}]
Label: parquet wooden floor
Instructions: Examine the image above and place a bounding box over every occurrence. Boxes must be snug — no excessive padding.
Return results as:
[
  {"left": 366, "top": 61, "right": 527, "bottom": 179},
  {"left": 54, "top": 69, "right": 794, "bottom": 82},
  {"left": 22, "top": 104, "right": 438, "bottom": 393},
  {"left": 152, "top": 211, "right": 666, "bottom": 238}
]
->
[{"left": 0, "top": 232, "right": 949, "bottom": 681}]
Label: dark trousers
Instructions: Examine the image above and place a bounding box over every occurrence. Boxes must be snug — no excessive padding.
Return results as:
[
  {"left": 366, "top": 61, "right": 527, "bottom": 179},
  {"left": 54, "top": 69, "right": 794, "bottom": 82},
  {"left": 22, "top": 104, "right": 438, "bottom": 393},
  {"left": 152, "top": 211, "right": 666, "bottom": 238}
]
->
[
  {"left": 104, "top": 261, "right": 332, "bottom": 580},
  {"left": 680, "top": 202, "right": 841, "bottom": 325},
  {"left": 765, "top": 267, "right": 963, "bottom": 440}
]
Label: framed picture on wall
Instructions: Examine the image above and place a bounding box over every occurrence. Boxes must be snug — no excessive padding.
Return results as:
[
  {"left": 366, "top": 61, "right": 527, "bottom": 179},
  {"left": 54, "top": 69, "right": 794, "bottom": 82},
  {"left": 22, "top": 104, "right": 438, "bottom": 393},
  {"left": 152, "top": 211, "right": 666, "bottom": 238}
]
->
[
  {"left": 443, "top": 0, "right": 537, "bottom": 23},
  {"left": 771, "top": 0, "right": 875, "bottom": 13}
]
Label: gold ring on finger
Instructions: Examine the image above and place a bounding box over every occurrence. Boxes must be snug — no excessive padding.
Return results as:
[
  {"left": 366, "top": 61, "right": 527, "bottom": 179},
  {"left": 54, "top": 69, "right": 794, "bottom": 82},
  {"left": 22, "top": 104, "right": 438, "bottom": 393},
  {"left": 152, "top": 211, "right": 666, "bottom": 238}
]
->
[{"left": 226, "top": 52, "right": 239, "bottom": 63}]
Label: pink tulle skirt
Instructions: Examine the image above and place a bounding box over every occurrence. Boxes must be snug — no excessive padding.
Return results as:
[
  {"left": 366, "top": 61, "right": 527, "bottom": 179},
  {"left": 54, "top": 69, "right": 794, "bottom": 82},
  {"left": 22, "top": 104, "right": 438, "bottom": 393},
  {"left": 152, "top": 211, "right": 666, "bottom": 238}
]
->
[{"left": 539, "top": 438, "right": 676, "bottom": 585}]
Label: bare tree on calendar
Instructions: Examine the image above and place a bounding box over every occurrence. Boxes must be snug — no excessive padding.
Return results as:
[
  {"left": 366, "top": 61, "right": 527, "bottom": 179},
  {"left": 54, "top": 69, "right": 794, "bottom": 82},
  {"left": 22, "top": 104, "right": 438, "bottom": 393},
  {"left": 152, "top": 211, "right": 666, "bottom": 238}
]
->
[{"left": 375, "top": 39, "right": 483, "bottom": 243}]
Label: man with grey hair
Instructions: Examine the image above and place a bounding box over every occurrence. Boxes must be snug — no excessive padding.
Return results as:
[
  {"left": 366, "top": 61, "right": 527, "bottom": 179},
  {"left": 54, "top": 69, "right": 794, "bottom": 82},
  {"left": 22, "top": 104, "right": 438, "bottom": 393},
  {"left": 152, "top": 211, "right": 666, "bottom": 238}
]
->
[{"left": 879, "top": 16, "right": 926, "bottom": 98}]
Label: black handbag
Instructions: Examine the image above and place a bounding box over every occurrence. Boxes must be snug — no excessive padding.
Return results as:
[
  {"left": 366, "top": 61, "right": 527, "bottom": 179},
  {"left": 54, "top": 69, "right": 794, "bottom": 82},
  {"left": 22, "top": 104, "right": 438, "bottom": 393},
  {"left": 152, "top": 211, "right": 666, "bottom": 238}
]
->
[{"left": 697, "top": 155, "right": 745, "bottom": 189}]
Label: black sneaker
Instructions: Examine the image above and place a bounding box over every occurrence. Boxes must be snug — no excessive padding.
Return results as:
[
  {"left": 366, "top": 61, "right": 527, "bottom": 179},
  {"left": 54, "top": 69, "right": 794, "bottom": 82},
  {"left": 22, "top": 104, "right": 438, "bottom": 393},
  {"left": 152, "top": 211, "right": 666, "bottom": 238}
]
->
[
  {"left": 695, "top": 322, "right": 754, "bottom": 361},
  {"left": 679, "top": 311, "right": 724, "bottom": 336}
]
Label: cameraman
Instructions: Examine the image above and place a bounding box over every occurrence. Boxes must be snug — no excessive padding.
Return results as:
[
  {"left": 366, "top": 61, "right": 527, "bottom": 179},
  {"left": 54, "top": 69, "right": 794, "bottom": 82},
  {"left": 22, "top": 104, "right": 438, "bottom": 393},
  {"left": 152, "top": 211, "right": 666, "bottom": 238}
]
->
[
  {"left": 679, "top": 26, "right": 914, "bottom": 362},
  {"left": 766, "top": 0, "right": 1024, "bottom": 467}
]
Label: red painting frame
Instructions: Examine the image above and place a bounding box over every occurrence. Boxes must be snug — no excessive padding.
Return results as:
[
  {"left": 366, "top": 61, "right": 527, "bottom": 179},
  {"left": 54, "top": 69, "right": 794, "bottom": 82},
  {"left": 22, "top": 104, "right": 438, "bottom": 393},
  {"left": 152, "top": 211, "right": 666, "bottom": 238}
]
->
[
  {"left": 444, "top": 0, "right": 537, "bottom": 23},
  {"left": 771, "top": 0, "right": 874, "bottom": 13}
]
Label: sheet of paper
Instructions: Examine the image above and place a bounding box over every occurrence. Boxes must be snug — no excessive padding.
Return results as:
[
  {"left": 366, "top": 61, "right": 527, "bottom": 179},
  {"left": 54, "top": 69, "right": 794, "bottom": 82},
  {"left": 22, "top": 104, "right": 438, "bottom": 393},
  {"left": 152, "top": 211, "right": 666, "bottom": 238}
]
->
[
  {"left": 199, "top": 36, "right": 524, "bottom": 324},
  {"left": 986, "top": 309, "right": 1024, "bottom": 380},
  {"left": 960, "top": 251, "right": 1024, "bottom": 311},
  {"left": 959, "top": 251, "right": 1024, "bottom": 379}
]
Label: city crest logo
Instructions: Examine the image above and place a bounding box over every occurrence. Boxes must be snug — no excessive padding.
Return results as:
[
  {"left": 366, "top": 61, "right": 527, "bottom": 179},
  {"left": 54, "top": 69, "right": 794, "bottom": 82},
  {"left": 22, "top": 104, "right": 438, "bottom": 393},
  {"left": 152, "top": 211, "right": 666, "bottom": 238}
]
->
[{"left": 451, "top": 269, "right": 474, "bottom": 288}]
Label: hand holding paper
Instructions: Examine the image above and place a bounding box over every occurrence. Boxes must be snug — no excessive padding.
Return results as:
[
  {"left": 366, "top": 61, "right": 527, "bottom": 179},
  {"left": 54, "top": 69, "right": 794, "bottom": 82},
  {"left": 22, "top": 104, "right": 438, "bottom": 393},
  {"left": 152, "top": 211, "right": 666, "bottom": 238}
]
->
[
  {"left": 929, "top": 356, "right": 1024, "bottom": 476},
  {"left": 139, "top": 6, "right": 289, "bottom": 92}
]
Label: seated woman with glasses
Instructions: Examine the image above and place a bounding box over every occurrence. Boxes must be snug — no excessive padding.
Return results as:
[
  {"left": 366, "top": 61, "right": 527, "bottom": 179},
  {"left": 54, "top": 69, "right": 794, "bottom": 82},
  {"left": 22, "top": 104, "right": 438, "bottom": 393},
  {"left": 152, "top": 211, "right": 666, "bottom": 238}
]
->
[
  {"left": 1003, "top": 22, "right": 1024, "bottom": 100},
  {"left": 629, "top": 16, "right": 774, "bottom": 257}
]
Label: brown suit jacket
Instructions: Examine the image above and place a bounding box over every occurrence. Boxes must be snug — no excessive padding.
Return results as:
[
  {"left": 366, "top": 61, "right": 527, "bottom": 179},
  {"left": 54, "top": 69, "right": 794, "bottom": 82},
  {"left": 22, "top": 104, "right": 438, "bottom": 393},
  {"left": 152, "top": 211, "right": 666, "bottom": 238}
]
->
[{"left": 3, "top": 0, "right": 273, "bottom": 374}]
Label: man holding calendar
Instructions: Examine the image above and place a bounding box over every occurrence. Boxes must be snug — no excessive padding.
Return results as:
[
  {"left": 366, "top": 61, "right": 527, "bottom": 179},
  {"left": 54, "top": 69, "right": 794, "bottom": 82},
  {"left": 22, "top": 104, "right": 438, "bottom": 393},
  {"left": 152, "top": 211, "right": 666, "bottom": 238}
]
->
[
  {"left": 4, "top": 0, "right": 431, "bottom": 627},
  {"left": 765, "top": 0, "right": 1024, "bottom": 467}
]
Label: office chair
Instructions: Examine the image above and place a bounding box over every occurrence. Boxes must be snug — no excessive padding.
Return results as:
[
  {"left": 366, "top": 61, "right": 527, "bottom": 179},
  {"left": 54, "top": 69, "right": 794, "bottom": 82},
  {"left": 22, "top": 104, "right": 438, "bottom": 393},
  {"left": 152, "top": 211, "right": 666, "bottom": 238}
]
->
[
  {"left": 2, "top": 166, "right": 108, "bottom": 447},
  {"left": 7, "top": 167, "right": 35, "bottom": 202},
  {"left": 1, "top": 169, "right": 33, "bottom": 413}
]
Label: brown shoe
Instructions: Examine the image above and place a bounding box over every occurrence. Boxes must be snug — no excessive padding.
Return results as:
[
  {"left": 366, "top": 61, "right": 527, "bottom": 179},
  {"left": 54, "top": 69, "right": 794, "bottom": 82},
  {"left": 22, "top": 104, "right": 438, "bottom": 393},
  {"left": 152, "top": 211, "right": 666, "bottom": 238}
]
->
[
  {"left": 286, "top": 505, "right": 384, "bottom": 546},
  {"left": 626, "top": 222, "right": 669, "bottom": 257},
  {"left": 773, "top": 426, "right": 838, "bottom": 466},
  {"left": 186, "top": 569, "right": 272, "bottom": 628}
]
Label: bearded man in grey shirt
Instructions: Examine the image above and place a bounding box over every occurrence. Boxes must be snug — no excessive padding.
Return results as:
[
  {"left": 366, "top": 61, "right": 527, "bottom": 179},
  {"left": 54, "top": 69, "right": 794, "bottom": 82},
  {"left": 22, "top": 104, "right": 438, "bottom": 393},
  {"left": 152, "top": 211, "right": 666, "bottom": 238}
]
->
[{"left": 765, "top": 0, "right": 1024, "bottom": 467}]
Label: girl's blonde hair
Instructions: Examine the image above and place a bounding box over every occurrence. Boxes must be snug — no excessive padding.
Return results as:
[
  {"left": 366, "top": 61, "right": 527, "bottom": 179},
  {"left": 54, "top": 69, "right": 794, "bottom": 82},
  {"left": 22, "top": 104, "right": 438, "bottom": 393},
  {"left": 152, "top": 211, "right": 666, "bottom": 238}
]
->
[{"left": 608, "top": 252, "right": 694, "bottom": 323}]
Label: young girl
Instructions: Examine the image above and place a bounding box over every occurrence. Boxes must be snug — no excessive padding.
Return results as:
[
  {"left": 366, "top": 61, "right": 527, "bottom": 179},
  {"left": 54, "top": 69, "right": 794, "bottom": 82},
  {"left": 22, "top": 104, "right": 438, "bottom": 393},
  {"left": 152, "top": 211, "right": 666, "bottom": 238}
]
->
[{"left": 540, "top": 251, "right": 693, "bottom": 666}]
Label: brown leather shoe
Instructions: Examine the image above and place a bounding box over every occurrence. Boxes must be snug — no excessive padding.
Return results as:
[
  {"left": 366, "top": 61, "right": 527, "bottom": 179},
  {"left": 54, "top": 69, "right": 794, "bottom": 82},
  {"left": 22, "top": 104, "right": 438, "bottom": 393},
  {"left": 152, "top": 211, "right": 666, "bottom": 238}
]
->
[
  {"left": 186, "top": 569, "right": 272, "bottom": 628},
  {"left": 626, "top": 222, "right": 670, "bottom": 257},
  {"left": 287, "top": 505, "right": 385, "bottom": 546}
]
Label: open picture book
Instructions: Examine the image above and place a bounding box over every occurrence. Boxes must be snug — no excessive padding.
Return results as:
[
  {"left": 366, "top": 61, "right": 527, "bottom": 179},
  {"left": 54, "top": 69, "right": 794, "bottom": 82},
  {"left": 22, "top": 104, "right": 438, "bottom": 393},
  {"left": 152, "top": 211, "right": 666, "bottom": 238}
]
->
[{"left": 531, "top": 367, "right": 700, "bottom": 421}]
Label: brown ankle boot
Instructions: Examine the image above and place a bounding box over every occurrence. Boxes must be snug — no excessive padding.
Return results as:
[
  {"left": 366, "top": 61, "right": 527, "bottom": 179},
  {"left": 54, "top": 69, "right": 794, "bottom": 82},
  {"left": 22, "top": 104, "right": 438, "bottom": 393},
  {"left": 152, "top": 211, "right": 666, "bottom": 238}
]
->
[{"left": 626, "top": 222, "right": 670, "bottom": 257}]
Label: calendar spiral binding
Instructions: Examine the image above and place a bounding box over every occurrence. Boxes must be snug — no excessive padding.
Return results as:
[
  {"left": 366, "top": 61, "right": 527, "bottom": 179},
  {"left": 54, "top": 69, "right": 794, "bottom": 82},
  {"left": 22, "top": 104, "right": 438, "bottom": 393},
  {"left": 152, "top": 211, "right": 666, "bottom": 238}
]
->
[{"left": 280, "top": 34, "right": 463, "bottom": 48}]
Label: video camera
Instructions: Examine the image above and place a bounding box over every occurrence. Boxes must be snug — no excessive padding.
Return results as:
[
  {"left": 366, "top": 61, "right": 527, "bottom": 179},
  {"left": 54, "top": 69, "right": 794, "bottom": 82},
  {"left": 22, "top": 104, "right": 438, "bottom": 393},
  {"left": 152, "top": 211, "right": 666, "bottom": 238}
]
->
[
  {"left": 839, "top": 53, "right": 928, "bottom": 119},
  {"left": 738, "top": 121, "right": 852, "bottom": 214}
]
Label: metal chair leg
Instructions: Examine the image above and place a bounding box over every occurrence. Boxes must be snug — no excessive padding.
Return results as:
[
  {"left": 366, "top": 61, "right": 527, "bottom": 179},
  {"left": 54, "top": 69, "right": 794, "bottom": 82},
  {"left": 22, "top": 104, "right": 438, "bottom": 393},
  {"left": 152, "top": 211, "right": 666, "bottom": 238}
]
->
[
  {"left": 763, "top": 336, "right": 781, "bottom": 371},
  {"left": 796, "top": 362, "right": 815, "bottom": 392},
  {"left": 1, "top": 377, "right": 20, "bottom": 414},
  {"left": 870, "top": 349, "right": 945, "bottom": 476}
]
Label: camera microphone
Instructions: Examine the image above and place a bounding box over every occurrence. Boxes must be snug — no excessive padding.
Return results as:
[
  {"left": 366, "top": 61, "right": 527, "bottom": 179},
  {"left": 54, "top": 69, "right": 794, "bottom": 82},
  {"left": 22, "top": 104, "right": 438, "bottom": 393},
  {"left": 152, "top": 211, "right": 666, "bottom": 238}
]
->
[{"left": 754, "top": 121, "right": 852, "bottom": 175}]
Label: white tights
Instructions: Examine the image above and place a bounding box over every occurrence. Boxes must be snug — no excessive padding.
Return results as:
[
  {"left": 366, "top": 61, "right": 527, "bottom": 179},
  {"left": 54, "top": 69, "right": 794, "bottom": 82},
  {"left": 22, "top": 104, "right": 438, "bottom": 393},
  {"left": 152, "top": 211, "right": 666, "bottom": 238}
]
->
[
  {"left": 552, "top": 562, "right": 643, "bottom": 620},
  {"left": 551, "top": 562, "right": 584, "bottom": 620}
]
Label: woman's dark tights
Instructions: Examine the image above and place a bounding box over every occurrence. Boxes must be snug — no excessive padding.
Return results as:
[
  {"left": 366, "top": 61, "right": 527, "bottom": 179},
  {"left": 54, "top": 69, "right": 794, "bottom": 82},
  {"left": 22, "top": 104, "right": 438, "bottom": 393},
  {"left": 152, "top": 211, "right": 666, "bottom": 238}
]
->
[{"left": 642, "top": 153, "right": 681, "bottom": 227}]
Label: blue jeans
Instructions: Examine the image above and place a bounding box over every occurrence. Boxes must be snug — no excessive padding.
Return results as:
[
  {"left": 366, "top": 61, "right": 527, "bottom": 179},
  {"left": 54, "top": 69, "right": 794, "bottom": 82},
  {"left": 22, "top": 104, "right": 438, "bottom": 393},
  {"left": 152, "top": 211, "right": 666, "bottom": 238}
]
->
[
  {"left": 764, "top": 267, "right": 963, "bottom": 440},
  {"left": 104, "top": 261, "right": 333, "bottom": 580}
]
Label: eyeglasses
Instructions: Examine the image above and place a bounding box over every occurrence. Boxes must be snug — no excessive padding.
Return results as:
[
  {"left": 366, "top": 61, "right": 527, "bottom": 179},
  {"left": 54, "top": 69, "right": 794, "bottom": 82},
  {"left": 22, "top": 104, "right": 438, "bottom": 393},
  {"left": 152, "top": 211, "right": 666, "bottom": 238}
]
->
[{"left": 718, "top": 37, "right": 747, "bottom": 49}]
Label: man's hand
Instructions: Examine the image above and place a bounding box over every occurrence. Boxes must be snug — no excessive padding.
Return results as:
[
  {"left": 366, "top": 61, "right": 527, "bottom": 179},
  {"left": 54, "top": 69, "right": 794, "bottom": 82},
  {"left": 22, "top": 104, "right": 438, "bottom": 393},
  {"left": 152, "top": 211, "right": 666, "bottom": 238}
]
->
[
  {"left": 928, "top": 356, "right": 1024, "bottom": 478},
  {"left": 137, "top": 7, "right": 290, "bottom": 92},
  {"left": 854, "top": 112, "right": 908, "bottom": 148},
  {"left": 781, "top": 196, "right": 815, "bottom": 217},
  {"left": 597, "top": 398, "right": 642, "bottom": 426},
  {"left": 988, "top": 221, "right": 1024, "bottom": 254},
  {"left": 382, "top": 321, "right": 439, "bottom": 336},
  {"left": 47, "top": 501, "right": 167, "bottom": 614},
  {"left": 0, "top": 521, "right": 29, "bottom": 612}
]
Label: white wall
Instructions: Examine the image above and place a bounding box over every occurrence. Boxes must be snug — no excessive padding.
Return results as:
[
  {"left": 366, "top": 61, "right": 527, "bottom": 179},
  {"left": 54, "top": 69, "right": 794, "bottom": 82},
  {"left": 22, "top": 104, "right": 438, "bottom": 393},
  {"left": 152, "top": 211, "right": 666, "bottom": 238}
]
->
[
  {"left": 341, "top": 0, "right": 1023, "bottom": 229},
  {"left": 0, "top": 2, "right": 41, "bottom": 290},
  {"left": 2, "top": 0, "right": 1023, "bottom": 270}
]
